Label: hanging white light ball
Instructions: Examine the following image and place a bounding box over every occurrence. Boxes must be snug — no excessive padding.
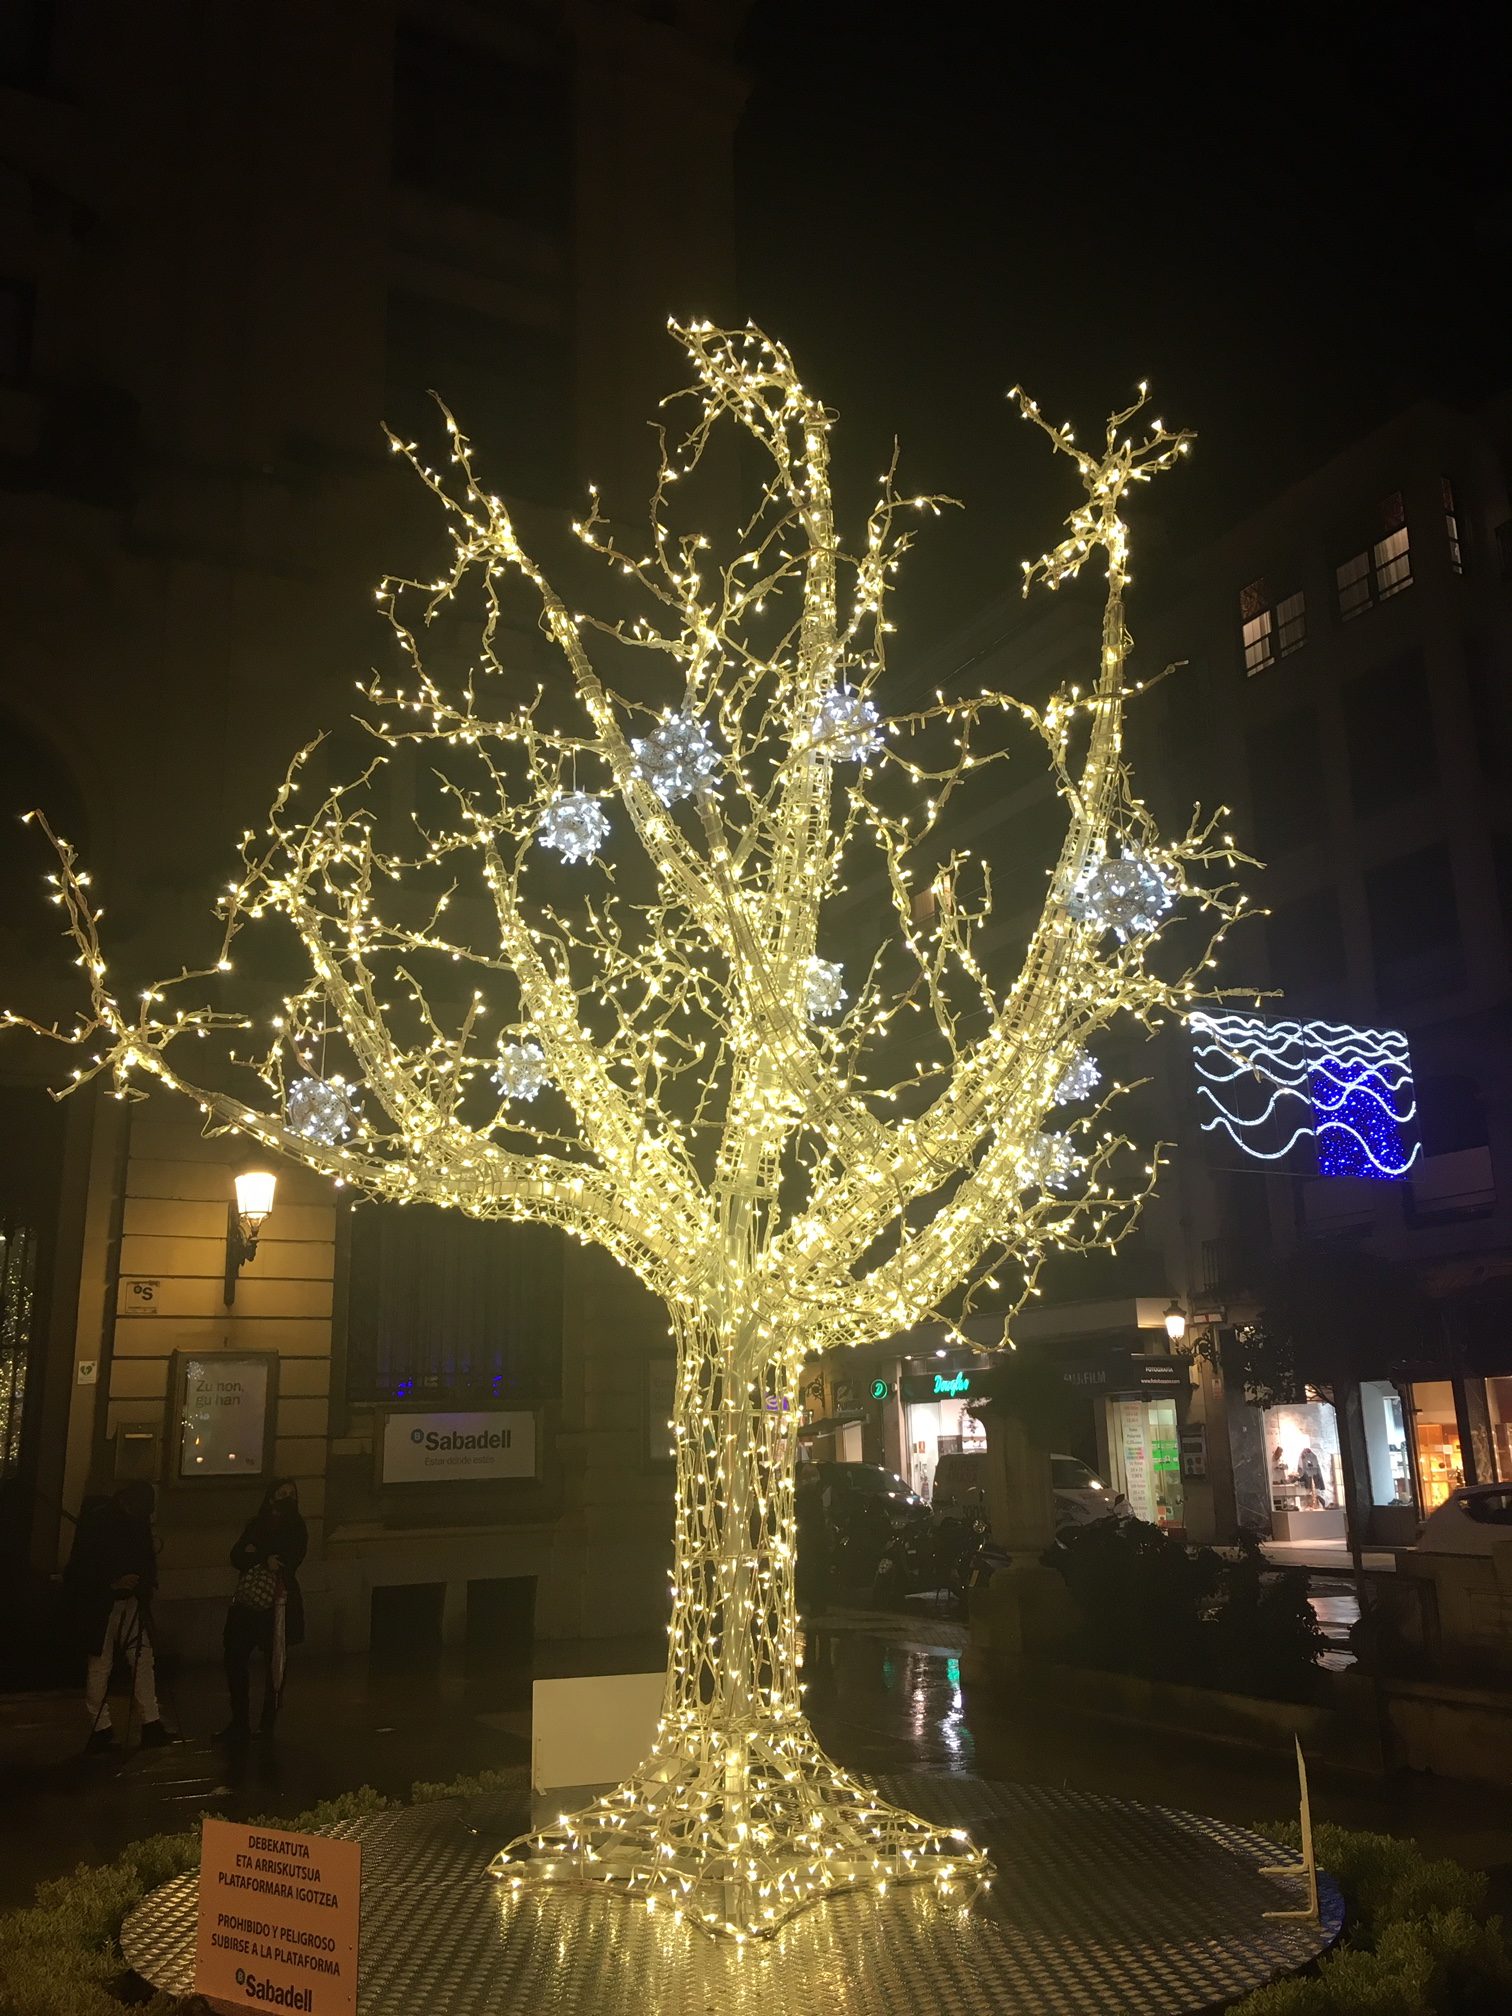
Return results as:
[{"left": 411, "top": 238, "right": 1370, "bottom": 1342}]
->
[
  {"left": 805, "top": 957, "right": 846, "bottom": 1020},
  {"left": 631, "top": 711, "right": 719, "bottom": 806},
  {"left": 1054, "top": 1047, "right": 1102, "bottom": 1105},
  {"left": 1019, "top": 1131, "right": 1080, "bottom": 1193},
  {"left": 537, "top": 791, "right": 611, "bottom": 864},
  {"left": 812, "top": 686, "right": 883, "bottom": 762},
  {"left": 1067, "top": 848, "right": 1177, "bottom": 942},
  {"left": 285, "top": 1074, "right": 355, "bottom": 1147},
  {"left": 494, "top": 1041, "right": 550, "bottom": 1103}
]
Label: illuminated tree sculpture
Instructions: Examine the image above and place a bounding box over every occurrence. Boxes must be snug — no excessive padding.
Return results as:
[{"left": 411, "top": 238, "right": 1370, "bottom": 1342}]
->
[{"left": 8, "top": 324, "right": 1250, "bottom": 1938}]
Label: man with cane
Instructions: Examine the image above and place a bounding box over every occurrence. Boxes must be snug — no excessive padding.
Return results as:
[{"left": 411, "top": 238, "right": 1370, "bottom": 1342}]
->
[{"left": 64, "top": 1479, "right": 175, "bottom": 1753}]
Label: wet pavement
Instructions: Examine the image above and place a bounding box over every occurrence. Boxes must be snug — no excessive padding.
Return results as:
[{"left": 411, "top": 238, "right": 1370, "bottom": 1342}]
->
[{"left": 4, "top": 1603, "right": 1512, "bottom": 1920}]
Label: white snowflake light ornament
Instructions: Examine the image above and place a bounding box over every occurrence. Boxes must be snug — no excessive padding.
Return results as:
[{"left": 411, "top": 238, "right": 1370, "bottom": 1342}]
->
[
  {"left": 805, "top": 957, "right": 846, "bottom": 1020},
  {"left": 1067, "top": 849, "right": 1176, "bottom": 942},
  {"left": 286, "top": 1075, "right": 355, "bottom": 1147},
  {"left": 631, "top": 711, "right": 719, "bottom": 806},
  {"left": 494, "top": 1041, "right": 550, "bottom": 1103},
  {"left": 538, "top": 792, "right": 611, "bottom": 864},
  {"left": 812, "top": 686, "right": 883, "bottom": 762},
  {"left": 1019, "top": 1131, "right": 1081, "bottom": 1193},
  {"left": 1053, "top": 1048, "right": 1101, "bottom": 1106}
]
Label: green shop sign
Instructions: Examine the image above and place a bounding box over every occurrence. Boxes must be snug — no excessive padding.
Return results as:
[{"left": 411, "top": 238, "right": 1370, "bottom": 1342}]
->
[{"left": 899, "top": 1369, "right": 976, "bottom": 1403}]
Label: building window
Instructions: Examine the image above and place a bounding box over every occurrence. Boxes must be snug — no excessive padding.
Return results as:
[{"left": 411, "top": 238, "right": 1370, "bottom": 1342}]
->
[
  {"left": 1276, "top": 590, "right": 1307, "bottom": 657},
  {"left": 1239, "top": 580, "right": 1306, "bottom": 676},
  {"left": 1366, "top": 843, "right": 1464, "bottom": 1005},
  {"left": 1408, "top": 1380, "right": 1463, "bottom": 1513},
  {"left": 1343, "top": 648, "right": 1434, "bottom": 817},
  {"left": 344, "top": 1205, "right": 562, "bottom": 1407},
  {"left": 1265, "top": 887, "right": 1348, "bottom": 989},
  {"left": 0, "top": 280, "right": 35, "bottom": 387},
  {"left": 0, "top": 1, "right": 53, "bottom": 89},
  {"left": 1242, "top": 608, "right": 1273, "bottom": 676},
  {"left": 392, "top": 25, "right": 571, "bottom": 230},
  {"left": 1442, "top": 477, "right": 1464, "bottom": 575},
  {"left": 385, "top": 292, "right": 573, "bottom": 505},
  {"left": 1336, "top": 494, "right": 1413, "bottom": 620},
  {"left": 1245, "top": 706, "right": 1323, "bottom": 856}
]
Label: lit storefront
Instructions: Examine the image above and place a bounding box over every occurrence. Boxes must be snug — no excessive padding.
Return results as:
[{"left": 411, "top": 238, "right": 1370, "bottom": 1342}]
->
[
  {"left": 1405, "top": 1379, "right": 1464, "bottom": 1512},
  {"left": 897, "top": 1367, "right": 987, "bottom": 1501},
  {"left": 1261, "top": 1395, "right": 1346, "bottom": 1541},
  {"left": 1058, "top": 1348, "right": 1188, "bottom": 1532},
  {"left": 1489, "top": 1376, "right": 1512, "bottom": 1483}
]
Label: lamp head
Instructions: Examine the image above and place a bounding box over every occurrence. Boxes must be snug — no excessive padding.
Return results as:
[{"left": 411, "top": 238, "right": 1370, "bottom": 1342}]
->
[
  {"left": 1163, "top": 1297, "right": 1187, "bottom": 1344},
  {"left": 234, "top": 1168, "right": 277, "bottom": 1230}
]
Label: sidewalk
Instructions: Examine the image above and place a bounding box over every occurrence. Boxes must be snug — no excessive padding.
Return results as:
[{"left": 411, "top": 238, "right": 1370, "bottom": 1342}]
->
[
  {"left": 5, "top": 1607, "right": 1512, "bottom": 1921},
  {"left": 1262, "top": 1540, "right": 1398, "bottom": 1573}
]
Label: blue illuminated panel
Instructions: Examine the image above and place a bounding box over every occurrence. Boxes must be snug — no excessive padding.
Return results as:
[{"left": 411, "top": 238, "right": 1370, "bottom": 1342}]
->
[
  {"left": 1190, "top": 1012, "right": 1419, "bottom": 1180},
  {"left": 1309, "top": 1025, "right": 1417, "bottom": 1179}
]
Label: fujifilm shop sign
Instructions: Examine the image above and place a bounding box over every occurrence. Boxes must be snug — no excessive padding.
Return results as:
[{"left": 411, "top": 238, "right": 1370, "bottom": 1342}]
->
[{"left": 381, "top": 1410, "right": 537, "bottom": 1485}]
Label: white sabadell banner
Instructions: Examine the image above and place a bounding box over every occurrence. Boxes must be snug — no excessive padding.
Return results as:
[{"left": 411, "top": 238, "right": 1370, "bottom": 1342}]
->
[{"left": 381, "top": 1410, "right": 537, "bottom": 1484}]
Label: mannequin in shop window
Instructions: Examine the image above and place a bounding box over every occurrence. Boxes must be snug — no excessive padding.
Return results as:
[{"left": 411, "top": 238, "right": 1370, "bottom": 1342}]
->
[
  {"left": 1270, "top": 1444, "right": 1289, "bottom": 1508},
  {"left": 1296, "top": 1445, "right": 1326, "bottom": 1509}
]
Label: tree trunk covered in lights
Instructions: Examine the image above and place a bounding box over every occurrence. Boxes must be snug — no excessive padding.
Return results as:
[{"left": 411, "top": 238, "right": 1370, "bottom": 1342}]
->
[{"left": 7, "top": 323, "right": 1254, "bottom": 1937}]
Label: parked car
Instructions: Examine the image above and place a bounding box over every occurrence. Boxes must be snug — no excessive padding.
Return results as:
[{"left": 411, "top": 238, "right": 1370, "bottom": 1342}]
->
[
  {"left": 1413, "top": 1484, "right": 1512, "bottom": 1555},
  {"left": 1052, "top": 1453, "right": 1131, "bottom": 1531},
  {"left": 931, "top": 1450, "right": 989, "bottom": 1518}
]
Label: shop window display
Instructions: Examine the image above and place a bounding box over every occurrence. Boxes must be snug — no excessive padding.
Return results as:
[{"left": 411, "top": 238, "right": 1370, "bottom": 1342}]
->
[
  {"left": 1410, "top": 1380, "right": 1463, "bottom": 1512},
  {"left": 1113, "top": 1396, "right": 1184, "bottom": 1528},
  {"left": 1361, "top": 1379, "right": 1413, "bottom": 1506},
  {"left": 1488, "top": 1376, "right": 1512, "bottom": 1485},
  {"left": 1263, "top": 1398, "right": 1346, "bottom": 1540}
]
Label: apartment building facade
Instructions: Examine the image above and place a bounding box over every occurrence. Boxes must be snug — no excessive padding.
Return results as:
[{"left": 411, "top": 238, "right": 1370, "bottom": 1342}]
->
[
  {"left": 0, "top": 0, "right": 744, "bottom": 1668},
  {"left": 852, "top": 392, "right": 1512, "bottom": 1550}
]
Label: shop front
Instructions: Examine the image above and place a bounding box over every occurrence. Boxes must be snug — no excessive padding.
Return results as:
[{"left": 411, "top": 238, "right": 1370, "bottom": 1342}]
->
[
  {"left": 897, "top": 1366, "right": 987, "bottom": 1502},
  {"left": 1057, "top": 1347, "right": 1188, "bottom": 1532},
  {"left": 1260, "top": 1394, "right": 1347, "bottom": 1541},
  {"left": 1404, "top": 1379, "right": 1464, "bottom": 1513}
]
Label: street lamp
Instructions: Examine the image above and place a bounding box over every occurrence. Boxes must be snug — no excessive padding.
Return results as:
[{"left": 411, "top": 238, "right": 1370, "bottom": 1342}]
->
[
  {"left": 224, "top": 1168, "right": 277, "bottom": 1305},
  {"left": 1163, "top": 1297, "right": 1188, "bottom": 1345}
]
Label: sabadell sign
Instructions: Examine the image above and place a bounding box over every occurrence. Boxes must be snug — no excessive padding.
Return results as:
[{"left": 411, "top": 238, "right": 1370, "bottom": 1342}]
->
[{"left": 380, "top": 1410, "right": 537, "bottom": 1485}]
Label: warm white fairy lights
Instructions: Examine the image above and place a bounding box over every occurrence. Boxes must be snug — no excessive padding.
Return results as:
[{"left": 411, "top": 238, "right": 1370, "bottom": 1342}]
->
[
  {"left": 285, "top": 1074, "right": 355, "bottom": 1147},
  {"left": 538, "top": 790, "right": 611, "bottom": 864},
  {"left": 4, "top": 322, "right": 1253, "bottom": 1942}
]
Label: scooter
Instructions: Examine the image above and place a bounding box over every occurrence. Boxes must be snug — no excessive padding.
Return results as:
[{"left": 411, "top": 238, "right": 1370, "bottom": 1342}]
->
[{"left": 871, "top": 1507, "right": 990, "bottom": 1614}]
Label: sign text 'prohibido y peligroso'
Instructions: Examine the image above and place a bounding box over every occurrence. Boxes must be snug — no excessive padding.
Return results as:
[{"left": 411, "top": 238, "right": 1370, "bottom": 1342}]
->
[{"left": 195, "top": 1817, "right": 360, "bottom": 2016}]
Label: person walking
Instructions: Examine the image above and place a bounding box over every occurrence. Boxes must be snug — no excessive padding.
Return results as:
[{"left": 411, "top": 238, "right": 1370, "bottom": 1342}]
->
[
  {"left": 65, "top": 1480, "right": 174, "bottom": 1753},
  {"left": 217, "top": 1478, "right": 307, "bottom": 1745}
]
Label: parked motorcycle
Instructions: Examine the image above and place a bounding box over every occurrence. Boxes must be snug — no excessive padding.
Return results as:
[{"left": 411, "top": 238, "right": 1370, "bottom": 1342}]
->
[{"left": 871, "top": 1506, "right": 991, "bottom": 1614}]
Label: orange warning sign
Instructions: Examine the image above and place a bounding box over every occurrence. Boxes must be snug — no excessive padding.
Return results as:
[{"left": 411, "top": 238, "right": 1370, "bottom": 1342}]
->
[{"left": 194, "top": 1817, "right": 361, "bottom": 2016}]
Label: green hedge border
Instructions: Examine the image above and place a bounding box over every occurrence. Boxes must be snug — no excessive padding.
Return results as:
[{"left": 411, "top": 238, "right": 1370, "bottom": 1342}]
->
[
  {"left": 1226, "top": 1821, "right": 1512, "bottom": 2014},
  {"left": 0, "top": 1767, "right": 526, "bottom": 2016},
  {"left": 2, "top": 1788, "right": 1508, "bottom": 2016}
]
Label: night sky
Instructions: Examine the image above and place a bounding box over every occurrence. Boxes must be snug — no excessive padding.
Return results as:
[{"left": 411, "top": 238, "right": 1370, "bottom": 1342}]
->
[{"left": 735, "top": 3, "right": 1510, "bottom": 636}]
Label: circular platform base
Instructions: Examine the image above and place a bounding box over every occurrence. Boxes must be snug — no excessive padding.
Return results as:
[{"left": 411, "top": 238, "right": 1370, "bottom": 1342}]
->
[{"left": 120, "top": 1775, "right": 1341, "bottom": 2015}]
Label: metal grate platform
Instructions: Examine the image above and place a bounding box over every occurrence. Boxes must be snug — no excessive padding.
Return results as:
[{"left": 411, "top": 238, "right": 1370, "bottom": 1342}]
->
[{"left": 120, "top": 1776, "right": 1341, "bottom": 2015}]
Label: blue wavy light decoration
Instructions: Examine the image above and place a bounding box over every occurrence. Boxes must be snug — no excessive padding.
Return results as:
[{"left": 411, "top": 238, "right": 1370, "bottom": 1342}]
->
[{"left": 1188, "top": 1011, "right": 1420, "bottom": 1180}]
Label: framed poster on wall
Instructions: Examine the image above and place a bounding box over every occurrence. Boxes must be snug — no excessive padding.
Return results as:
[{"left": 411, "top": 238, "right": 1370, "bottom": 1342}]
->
[{"left": 170, "top": 1351, "right": 278, "bottom": 1482}]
